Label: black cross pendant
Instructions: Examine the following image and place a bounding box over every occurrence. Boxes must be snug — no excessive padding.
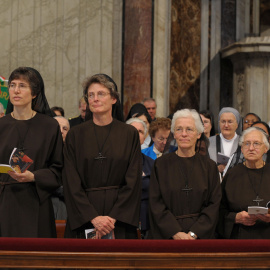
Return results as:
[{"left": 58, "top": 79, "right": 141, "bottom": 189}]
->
[
  {"left": 253, "top": 195, "right": 264, "bottom": 206},
  {"left": 182, "top": 185, "right": 193, "bottom": 196},
  {"left": 94, "top": 153, "right": 107, "bottom": 163}
]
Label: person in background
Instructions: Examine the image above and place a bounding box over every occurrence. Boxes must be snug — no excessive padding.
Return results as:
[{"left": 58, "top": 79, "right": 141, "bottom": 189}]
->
[
  {"left": 0, "top": 67, "right": 63, "bottom": 237},
  {"left": 142, "top": 117, "right": 172, "bottom": 160},
  {"left": 0, "top": 102, "right": 5, "bottom": 117},
  {"left": 148, "top": 109, "right": 221, "bottom": 239},
  {"left": 142, "top": 98, "right": 157, "bottom": 121},
  {"left": 126, "top": 117, "right": 154, "bottom": 239},
  {"left": 218, "top": 127, "right": 270, "bottom": 239},
  {"left": 63, "top": 73, "right": 141, "bottom": 239},
  {"left": 54, "top": 116, "right": 70, "bottom": 143},
  {"left": 242, "top": 112, "right": 261, "bottom": 131},
  {"left": 126, "top": 103, "right": 152, "bottom": 149},
  {"left": 199, "top": 110, "right": 216, "bottom": 138},
  {"left": 208, "top": 107, "right": 242, "bottom": 176},
  {"left": 51, "top": 106, "right": 65, "bottom": 117},
  {"left": 68, "top": 96, "right": 87, "bottom": 128},
  {"left": 51, "top": 116, "right": 70, "bottom": 220}
]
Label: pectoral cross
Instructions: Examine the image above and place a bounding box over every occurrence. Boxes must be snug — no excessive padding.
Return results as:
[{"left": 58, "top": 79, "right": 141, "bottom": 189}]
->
[
  {"left": 182, "top": 184, "right": 193, "bottom": 196},
  {"left": 253, "top": 195, "right": 264, "bottom": 206},
  {"left": 94, "top": 153, "right": 107, "bottom": 163}
]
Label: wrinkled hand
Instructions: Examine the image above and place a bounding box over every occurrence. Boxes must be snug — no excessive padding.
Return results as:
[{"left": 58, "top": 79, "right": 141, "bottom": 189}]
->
[
  {"left": 235, "top": 211, "right": 257, "bottom": 226},
  {"left": 256, "top": 214, "right": 270, "bottom": 223},
  {"left": 91, "top": 216, "right": 115, "bottom": 236},
  {"left": 8, "top": 170, "right": 35, "bottom": 183},
  {"left": 218, "top": 164, "right": 226, "bottom": 173},
  {"left": 173, "top": 232, "right": 195, "bottom": 240}
]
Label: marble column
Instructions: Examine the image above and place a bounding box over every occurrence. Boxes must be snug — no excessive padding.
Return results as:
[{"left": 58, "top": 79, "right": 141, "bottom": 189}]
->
[
  {"left": 170, "top": 0, "right": 201, "bottom": 115},
  {"left": 122, "top": 0, "right": 153, "bottom": 117}
]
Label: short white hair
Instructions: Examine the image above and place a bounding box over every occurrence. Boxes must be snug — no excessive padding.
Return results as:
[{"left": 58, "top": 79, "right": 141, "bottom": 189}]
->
[
  {"left": 171, "top": 109, "right": 204, "bottom": 134},
  {"left": 126, "top": 117, "right": 148, "bottom": 137},
  {"left": 54, "top": 116, "right": 70, "bottom": 129},
  {"left": 239, "top": 127, "right": 270, "bottom": 150}
]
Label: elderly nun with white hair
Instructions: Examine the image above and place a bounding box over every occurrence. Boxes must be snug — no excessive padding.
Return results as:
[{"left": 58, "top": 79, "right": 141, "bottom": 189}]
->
[
  {"left": 148, "top": 109, "right": 221, "bottom": 239},
  {"left": 218, "top": 127, "right": 270, "bottom": 239}
]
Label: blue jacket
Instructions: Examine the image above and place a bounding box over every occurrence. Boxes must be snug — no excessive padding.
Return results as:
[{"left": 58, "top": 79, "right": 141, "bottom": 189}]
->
[{"left": 141, "top": 144, "right": 157, "bottom": 160}]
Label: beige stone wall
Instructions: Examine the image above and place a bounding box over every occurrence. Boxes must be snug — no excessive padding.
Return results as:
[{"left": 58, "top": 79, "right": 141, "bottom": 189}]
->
[{"left": 0, "top": 0, "right": 122, "bottom": 118}]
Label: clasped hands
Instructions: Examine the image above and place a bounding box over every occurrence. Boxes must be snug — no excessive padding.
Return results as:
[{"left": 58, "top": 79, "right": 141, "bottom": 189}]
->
[
  {"left": 172, "top": 232, "right": 195, "bottom": 240},
  {"left": 8, "top": 170, "right": 35, "bottom": 183},
  {"left": 91, "top": 216, "right": 116, "bottom": 239},
  {"left": 236, "top": 211, "right": 270, "bottom": 225}
]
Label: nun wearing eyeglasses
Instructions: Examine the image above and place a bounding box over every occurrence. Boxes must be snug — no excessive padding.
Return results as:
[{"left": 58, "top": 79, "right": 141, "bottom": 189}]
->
[
  {"left": 148, "top": 109, "right": 221, "bottom": 239},
  {"left": 217, "top": 127, "right": 270, "bottom": 239}
]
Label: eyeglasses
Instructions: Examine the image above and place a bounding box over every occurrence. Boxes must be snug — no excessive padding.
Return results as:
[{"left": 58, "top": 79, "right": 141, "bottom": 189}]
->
[
  {"left": 157, "top": 137, "right": 169, "bottom": 143},
  {"left": 244, "top": 120, "right": 256, "bottom": 124},
  {"left": 242, "top": 141, "right": 263, "bottom": 149},
  {"left": 87, "top": 91, "right": 111, "bottom": 100},
  {"left": 174, "top": 127, "right": 196, "bottom": 135},
  {"left": 9, "top": 83, "right": 30, "bottom": 91},
  {"left": 219, "top": 120, "right": 236, "bottom": 126}
]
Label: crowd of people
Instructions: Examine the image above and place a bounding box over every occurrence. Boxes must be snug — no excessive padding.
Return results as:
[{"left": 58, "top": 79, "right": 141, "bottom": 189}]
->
[{"left": 0, "top": 66, "right": 270, "bottom": 240}]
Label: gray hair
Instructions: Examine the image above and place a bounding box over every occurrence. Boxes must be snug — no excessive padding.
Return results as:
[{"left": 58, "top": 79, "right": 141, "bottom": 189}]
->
[
  {"left": 171, "top": 109, "right": 204, "bottom": 134},
  {"left": 54, "top": 116, "right": 70, "bottom": 128},
  {"left": 0, "top": 102, "right": 4, "bottom": 114},
  {"left": 126, "top": 117, "right": 148, "bottom": 137},
  {"left": 239, "top": 127, "right": 270, "bottom": 150}
]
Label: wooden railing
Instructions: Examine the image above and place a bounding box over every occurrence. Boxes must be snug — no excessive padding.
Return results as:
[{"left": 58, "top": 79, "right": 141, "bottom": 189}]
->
[{"left": 0, "top": 238, "right": 270, "bottom": 269}]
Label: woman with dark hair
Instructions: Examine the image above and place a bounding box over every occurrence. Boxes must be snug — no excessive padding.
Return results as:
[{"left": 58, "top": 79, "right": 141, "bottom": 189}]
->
[
  {"left": 63, "top": 74, "right": 141, "bottom": 239},
  {"left": 243, "top": 113, "right": 261, "bottom": 131},
  {"left": 0, "top": 67, "right": 63, "bottom": 237},
  {"left": 199, "top": 110, "right": 216, "bottom": 138}
]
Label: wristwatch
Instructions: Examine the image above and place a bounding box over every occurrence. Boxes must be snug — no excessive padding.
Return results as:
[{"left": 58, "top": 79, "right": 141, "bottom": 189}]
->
[{"left": 189, "top": 231, "right": 197, "bottom": 239}]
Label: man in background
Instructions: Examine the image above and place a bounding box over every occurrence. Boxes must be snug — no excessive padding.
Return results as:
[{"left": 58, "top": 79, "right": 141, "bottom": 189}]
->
[
  {"left": 69, "top": 96, "right": 87, "bottom": 128},
  {"left": 142, "top": 98, "right": 157, "bottom": 121}
]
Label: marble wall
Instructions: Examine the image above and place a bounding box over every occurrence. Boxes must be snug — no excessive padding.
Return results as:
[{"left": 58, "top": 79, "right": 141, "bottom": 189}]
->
[
  {"left": 0, "top": 0, "right": 122, "bottom": 119},
  {"left": 170, "top": 0, "right": 201, "bottom": 115}
]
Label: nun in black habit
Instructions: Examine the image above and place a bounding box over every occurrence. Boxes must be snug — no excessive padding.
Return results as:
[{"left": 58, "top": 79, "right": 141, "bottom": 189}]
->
[
  {"left": 63, "top": 74, "right": 142, "bottom": 239},
  {"left": 0, "top": 67, "right": 63, "bottom": 237}
]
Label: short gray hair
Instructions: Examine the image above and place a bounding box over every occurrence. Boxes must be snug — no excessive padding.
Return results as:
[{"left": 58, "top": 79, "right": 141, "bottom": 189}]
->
[
  {"left": 171, "top": 109, "right": 204, "bottom": 134},
  {"left": 239, "top": 127, "right": 270, "bottom": 150},
  {"left": 126, "top": 117, "right": 147, "bottom": 137}
]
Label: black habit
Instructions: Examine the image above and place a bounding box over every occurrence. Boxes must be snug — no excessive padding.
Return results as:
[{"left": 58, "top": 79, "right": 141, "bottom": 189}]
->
[
  {"left": 148, "top": 152, "right": 221, "bottom": 239},
  {"left": 63, "top": 119, "right": 142, "bottom": 239},
  {"left": 0, "top": 113, "right": 63, "bottom": 237},
  {"left": 218, "top": 163, "right": 270, "bottom": 239}
]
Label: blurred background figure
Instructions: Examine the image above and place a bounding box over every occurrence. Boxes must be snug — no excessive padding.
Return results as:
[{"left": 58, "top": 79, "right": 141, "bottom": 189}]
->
[
  {"left": 0, "top": 102, "right": 5, "bottom": 118},
  {"left": 199, "top": 110, "right": 216, "bottom": 138},
  {"left": 142, "top": 117, "right": 172, "bottom": 160},
  {"left": 54, "top": 116, "right": 70, "bottom": 143},
  {"left": 126, "top": 103, "right": 152, "bottom": 150},
  {"left": 68, "top": 96, "right": 87, "bottom": 128},
  {"left": 142, "top": 98, "right": 157, "bottom": 121},
  {"left": 242, "top": 112, "right": 261, "bottom": 131},
  {"left": 126, "top": 117, "right": 154, "bottom": 239},
  {"left": 208, "top": 107, "right": 242, "bottom": 176},
  {"left": 51, "top": 106, "right": 65, "bottom": 117}
]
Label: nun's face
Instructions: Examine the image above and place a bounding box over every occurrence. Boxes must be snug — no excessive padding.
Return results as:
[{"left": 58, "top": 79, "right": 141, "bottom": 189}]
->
[
  {"left": 219, "top": 112, "right": 238, "bottom": 140},
  {"left": 87, "top": 83, "right": 116, "bottom": 115},
  {"left": 9, "top": 78, "right": 36, "bottom": 109}
]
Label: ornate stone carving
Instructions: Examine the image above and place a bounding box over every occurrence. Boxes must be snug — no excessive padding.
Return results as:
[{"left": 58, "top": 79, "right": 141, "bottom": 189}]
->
[{"left": 235, "top": 71, "right": 245, "bottom": 114}]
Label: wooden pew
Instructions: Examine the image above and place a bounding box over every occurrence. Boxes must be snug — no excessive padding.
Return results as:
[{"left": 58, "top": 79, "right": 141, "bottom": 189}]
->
[
  {"left": 55, "top": 220, "right": 66, "bottom": 238},
  {"left": 0, "top": 238, "right": 270, "bottom": 269}
]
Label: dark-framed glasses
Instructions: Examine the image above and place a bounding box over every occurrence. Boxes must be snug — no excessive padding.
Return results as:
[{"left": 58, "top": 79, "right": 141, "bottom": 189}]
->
[{"left": 242, "top": 141, "right": 263, "bottom": 149}]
